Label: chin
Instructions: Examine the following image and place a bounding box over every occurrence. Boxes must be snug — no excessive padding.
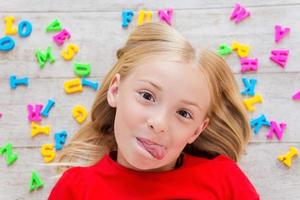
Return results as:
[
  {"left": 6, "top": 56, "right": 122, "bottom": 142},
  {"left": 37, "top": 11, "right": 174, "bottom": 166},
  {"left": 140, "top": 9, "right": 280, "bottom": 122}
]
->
[
  {"left": 130, "top": 159, "right": 165, "bottom": 172},
  {"left": 128, "top": 148, "right": 166, "bottom": 171}
]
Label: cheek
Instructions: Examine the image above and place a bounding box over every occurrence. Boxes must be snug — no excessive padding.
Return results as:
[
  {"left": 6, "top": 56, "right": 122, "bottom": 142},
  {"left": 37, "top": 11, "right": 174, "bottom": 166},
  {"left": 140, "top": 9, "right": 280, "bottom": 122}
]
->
[
  {"left": 169, "top": 126, "right": 197, "bottom": 146},
  {"left": 116, "top": 92, "right": 145, "bottom": 130}
]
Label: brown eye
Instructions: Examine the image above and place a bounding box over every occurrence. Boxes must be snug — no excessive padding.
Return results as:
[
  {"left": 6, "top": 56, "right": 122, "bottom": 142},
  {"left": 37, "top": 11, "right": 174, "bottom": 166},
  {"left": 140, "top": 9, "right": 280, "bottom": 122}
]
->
[
  {"left": 177, "top": 110, "right": 192, "bottom": 119},
  {"left": 139, "top": 91, "right": 155, "bottom": 102}
]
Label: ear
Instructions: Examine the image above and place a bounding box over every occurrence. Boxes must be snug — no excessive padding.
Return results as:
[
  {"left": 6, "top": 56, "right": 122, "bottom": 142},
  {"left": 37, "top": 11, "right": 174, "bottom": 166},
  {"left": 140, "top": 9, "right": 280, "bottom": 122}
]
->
[
  {"left": 107, "top": 73, "right": 121, "bottom": 108},
  {"left": 187, "top": 117, "right": 210, "bottom": 144}
]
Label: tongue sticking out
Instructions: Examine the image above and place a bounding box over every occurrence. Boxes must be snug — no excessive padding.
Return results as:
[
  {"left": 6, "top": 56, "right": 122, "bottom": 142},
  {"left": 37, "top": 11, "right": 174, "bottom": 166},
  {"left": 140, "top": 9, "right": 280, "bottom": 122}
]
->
[{"left": 141, "top": 142, "right": 166, "bottom": 160}]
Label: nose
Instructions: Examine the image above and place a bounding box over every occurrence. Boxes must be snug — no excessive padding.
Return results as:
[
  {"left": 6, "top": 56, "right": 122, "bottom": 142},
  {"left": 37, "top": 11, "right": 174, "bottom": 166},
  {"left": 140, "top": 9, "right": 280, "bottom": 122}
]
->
[{"left": 147, "top": 109, "right": 168, "bottom": 133}]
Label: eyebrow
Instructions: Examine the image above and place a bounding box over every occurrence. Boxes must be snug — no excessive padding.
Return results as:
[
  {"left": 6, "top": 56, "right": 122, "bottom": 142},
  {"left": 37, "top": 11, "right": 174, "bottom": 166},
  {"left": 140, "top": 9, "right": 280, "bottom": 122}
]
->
[
  {"left": 138, "top": 79, "right": 162, "bottom": 91},
  {"left": 137, "top": 79, "right": 203, "bottom": 111}
]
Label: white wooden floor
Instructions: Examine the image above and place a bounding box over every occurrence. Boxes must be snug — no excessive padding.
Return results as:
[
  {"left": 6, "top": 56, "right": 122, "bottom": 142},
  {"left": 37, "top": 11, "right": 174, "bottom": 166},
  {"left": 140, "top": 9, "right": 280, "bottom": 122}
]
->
[{"left": 0, "top": 0, "right": 300, "bottom": 199}]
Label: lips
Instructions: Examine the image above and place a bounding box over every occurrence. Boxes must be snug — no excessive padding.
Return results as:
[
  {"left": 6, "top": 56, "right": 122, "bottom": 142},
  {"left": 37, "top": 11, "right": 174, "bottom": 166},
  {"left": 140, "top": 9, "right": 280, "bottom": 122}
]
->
[
  {"left": 137, "top": 137, "right": 161, "bottom": 146},
  {"left": 136, "top": 137, "right": 167, "bottom": 160}
]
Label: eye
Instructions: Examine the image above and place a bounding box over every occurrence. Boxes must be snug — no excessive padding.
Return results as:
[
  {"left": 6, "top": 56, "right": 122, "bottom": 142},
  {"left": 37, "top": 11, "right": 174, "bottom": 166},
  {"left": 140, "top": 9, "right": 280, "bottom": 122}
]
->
[
  {"left": 177, "top": 110, "right": 193, "bottom": 119},
  {"left": 138, "top": 91, "right": 155, "bottom": 102}
]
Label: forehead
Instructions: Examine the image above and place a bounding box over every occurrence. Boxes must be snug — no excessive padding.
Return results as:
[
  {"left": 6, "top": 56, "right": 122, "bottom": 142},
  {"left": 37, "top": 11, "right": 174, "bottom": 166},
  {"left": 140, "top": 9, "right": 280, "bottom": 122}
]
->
[{"left": 124, "top": 59, "right": 211, "bottom": 111}]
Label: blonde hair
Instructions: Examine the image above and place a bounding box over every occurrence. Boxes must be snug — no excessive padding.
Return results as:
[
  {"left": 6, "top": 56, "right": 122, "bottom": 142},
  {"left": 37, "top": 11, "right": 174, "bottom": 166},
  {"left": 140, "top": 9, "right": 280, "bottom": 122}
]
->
[{"left": 56, "top": 22, "right": 251, "bottom": 173}]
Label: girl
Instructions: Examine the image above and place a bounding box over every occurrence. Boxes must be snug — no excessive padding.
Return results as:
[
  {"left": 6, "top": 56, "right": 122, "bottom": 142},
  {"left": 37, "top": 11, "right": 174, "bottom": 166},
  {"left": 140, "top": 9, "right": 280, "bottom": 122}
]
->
[{"left": 49, "top": 22, "right": 260, "bottom": 199}]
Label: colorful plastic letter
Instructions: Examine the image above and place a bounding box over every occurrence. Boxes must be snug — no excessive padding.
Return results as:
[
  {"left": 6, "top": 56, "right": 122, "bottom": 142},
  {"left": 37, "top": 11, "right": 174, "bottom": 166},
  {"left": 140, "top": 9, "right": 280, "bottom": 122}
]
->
[
  {"left": 27, "top": 104, "right": 43, "bottom": 122},
  {"left": 35, "top": 46, "right": 55, "bottom": 68},
  {"left": 270, "top": 49, "right": 289, "bottom": 68},
  {"left": 0, "top": 36, "right": 15, "bottom": 51},
  {"left": 217, "top": 44, "right": 232, "bottom": 56},
  {"left": 18, "top": 20, "right": 32, "bottom": 38},
  {"left": 40, "top": 144, "right": 56, "bottom": 163},
  {"left": 232, "top": 41, "right": 250, "bottom": 58},
  {"left": 54, "top": 131, "right": 68, "bottom": 150},
  {"left": 4, "top": 16, "right": 17, "bottom": 35},
  {"left": 241, "top": 78, "right": 257, "bottom": 96},
  {"left": 292, "top": 90, "right": 300, "bottom": 100},
  {"left": 243, "top": 94, "right": 263, "bottom": 111},
  {"left": 250, "top": 114, "right": 271, "bottom": 134},
  {"left": 278, "top": 146, "right": 298, "bottom": 168},
  {"left": 72, "top": 104, "right": 88, "bottom": 124},
  {"left": 61, "top": 44, "right": 79, "bottom": 60},
  {"left": 266, "top": 121, "right": 286, "bottom": 140},
  {"left": 122, "top": 10, "right": 134, "bottom": 28},
  {"left": 158, "top": 8, "right": 173, "bottom": 25},
  {"left": 9, "top": 75, "right": 29, "bottom": 89},
  {"left": 73, "top": 62, "right": 91, "bottom": 77},
  {"left": 29, "top": 171, "right": 44, "bottom": 192},
  {"left": 81, "top": 78, "right": 99, "bottom": 91},
  {"left": 46, "top": 19, "right": 62, "bottom": 32},
  {"left": 41, "top": 99, "right": 55, "bottom": 118},
  {"left": 64, "top": 78, "right": 83, "bottom": 94},
  {"left": 230, "top": 3, "right": 250, "bottom": 23},
  {"left": 138, "top": 10, "right": 153, "bottom": 25},
  {"left": 0, "top": 143, "right": 18, "bottom": 166},
  {"left": 31, "top": 122, "right": 50, "bottom": 137},
  {"left": 53, "top": 28, "right": 71, "bottom": 46},
  {"left": 275, "top": 25, "right": 290, "bottom": 43},
  {"left": 240, "top": 58, "right": 258, "bottom": 73}
]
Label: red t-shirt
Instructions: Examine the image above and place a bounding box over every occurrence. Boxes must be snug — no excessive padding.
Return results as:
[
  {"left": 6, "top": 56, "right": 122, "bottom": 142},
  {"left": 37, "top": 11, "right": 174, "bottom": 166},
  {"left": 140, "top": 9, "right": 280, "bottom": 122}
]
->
[{"left": 48, "top": 152, "right": 259, "bottom": 200}]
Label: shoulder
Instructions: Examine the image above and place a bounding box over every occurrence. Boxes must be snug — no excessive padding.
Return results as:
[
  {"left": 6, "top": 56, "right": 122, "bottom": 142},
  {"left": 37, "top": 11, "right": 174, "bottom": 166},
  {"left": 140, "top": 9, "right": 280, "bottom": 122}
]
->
[
  {"left": 59, "top": 158, "right": 103, "bottom": 179},
  {"left": 52, "top": 166, "right": 84, "bottom": 186},
  {"left": 210, "top": 155, "right": 253, "bottom": 181},
  {"left": 184, "top": 154, "right": 260, "bottom": 199},
  {"left": 214, "top": 155, "right": 260, "bottom": 199},
  {"left": 60, "top": 166, "right": 85, "bottom": 182},
  {"left": 182, "top": 153, "right": 240, "bottom": 180},
  {"left": 184, "top": 153, "right": 248, "bottom": 174},
  {"left": 48, "top": 166, "right": 91, "bottom": 200},
  {"left": 183, "top": 153, "right": 234, "bottom": 168},
  {"left": 211, "top": 154, "right": 241, "bottom": 170}
]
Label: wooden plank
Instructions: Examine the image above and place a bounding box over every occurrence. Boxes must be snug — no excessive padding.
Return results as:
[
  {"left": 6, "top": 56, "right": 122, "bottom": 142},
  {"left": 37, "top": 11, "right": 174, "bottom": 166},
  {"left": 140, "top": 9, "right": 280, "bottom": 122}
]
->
[
  {"left": 0, "top": 0, "right": 300, "bottom": 12},
  {"left": 0, "top": 1, "right": 300, "bottom": 199},
  {"left": 235, "top": 73, "right": 300, "bottom": 143},
  {"left": 0, "top": 4, "right": 300, "bottom": 78},
  {"left": 0, "top": 147, "right": 58, "bottom": 200},
  {"left": 239, "top": 143, "right": 300, "bottom": 200},
  {"left": 0, "top": 77, "right": 96, "bottom": 147}
]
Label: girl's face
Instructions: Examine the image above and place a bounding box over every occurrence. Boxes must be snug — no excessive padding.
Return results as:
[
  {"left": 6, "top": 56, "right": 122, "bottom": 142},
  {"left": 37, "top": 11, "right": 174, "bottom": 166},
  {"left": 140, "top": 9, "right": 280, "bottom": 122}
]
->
[{"left": 107, "top": 59, "right": 211, "bottom": 172}]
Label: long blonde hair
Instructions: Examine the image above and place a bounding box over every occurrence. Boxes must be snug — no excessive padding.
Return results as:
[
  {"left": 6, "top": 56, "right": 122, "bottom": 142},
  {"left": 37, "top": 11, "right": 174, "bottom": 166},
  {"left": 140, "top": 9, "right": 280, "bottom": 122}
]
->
[{"left": 56, "top": 22, "right": 251, "bottom": 173}]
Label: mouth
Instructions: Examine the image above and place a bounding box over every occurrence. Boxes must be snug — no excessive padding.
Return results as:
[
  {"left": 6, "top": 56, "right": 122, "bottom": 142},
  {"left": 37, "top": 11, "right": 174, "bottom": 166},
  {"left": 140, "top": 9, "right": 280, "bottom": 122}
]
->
[
  {"left": 136, "top": 137, "right": 167, "bottom": 160},
  {"left": 137, "top": 137, "right": 162, "bottom": 146}
]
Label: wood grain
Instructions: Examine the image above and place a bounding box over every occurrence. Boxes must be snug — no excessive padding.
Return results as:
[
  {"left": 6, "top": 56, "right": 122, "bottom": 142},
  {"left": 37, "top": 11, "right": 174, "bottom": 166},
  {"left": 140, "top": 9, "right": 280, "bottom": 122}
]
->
[{"left": 0, "top": 1, "right": 299, "bottom": 199}]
